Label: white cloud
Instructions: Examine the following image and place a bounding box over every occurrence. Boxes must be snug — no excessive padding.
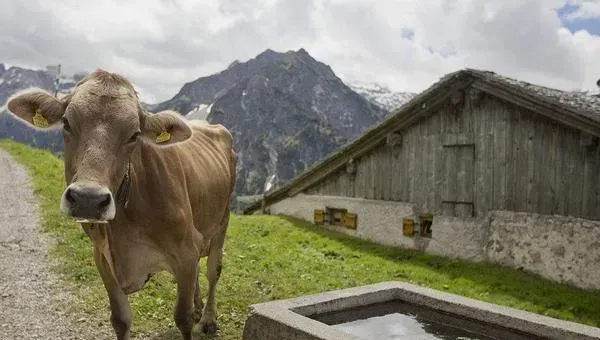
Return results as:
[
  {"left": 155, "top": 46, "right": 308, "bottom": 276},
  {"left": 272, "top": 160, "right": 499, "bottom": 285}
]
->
[
  {"left": 309, "top": 0, "right": 598, "bottom": 94},
  {"left": 0, "top": 0, "right": 599, "bottom": 104},
  {"left": 563, "top": 28, "right": 600, "bottom": 90}
]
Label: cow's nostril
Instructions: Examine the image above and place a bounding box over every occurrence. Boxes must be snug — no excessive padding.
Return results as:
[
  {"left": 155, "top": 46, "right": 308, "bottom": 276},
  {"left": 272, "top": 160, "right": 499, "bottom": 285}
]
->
[
  {"left": 98, "top": 194, "right": 112, "bottom": 210},
  {"left": 65, "top": 188, "right": 77, "bottom": 204}
]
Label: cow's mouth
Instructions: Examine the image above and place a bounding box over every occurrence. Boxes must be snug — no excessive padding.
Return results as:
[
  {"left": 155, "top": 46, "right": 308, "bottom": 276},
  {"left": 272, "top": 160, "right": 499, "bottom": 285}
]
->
[{"left": 74, "top": 218, "right": 109, "bottom": 224}]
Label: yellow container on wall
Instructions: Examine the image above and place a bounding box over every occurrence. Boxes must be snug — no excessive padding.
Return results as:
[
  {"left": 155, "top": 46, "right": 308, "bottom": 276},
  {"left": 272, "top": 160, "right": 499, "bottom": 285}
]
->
[
  {"left": 403, "top": 218, "right": 414, "bottom": 237},
  {"left": 314, "top": 209, "right": 324, "bottom": 224}
]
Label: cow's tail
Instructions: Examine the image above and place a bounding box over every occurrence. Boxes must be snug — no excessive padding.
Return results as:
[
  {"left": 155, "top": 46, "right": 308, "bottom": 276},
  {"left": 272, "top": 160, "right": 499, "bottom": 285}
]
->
[{"left": 229, "top": 148, "right": 237, "bottom": 197}]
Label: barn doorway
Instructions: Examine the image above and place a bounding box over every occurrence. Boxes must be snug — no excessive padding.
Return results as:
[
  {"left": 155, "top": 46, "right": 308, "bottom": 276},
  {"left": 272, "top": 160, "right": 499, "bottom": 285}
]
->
[{"left": 441, "top": 143, "right": 475, "bottom": 218}]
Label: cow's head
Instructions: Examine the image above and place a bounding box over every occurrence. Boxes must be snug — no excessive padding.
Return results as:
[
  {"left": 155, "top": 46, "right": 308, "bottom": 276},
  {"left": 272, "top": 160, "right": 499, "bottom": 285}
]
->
[{"left": 5, "top": 69, "right": 193, "bottom": 223}]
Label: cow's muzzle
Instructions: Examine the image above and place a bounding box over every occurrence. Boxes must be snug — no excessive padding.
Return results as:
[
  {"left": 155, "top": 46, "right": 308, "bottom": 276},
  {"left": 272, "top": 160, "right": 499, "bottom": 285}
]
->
[{"left": 60, "top": 182, "right": 116, "bottom": 223}]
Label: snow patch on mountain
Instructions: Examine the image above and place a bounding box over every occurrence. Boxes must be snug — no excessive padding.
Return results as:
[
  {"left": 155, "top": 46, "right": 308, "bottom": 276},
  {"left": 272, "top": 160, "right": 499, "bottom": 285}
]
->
[
  {"left": 349, "top": 82, "right": 416, "bottom": 112},
  {"left": 185, "top": 103, "right": 213, "bottom": 121}
]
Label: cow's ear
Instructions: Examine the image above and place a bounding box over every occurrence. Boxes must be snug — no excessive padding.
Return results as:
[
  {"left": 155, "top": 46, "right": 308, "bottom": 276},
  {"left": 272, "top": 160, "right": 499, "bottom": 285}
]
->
[
  {"left": 140, "top": 110, "right": 193, "bottom": 146},
  {"left": 5, "top": 89, "right": 66, "bottom": 129}
]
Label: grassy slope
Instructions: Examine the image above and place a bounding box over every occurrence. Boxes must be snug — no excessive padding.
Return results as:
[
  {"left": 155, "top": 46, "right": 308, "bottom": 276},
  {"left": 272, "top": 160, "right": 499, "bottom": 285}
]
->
[{"left": 1, "top": 139, "right": 599, "bottom": 340}]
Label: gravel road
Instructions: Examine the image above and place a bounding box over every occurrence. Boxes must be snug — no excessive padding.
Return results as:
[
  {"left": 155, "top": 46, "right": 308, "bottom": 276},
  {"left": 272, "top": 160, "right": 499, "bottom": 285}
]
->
[{"left": 0, "top": 148, "right": 116, "bottom": 339}]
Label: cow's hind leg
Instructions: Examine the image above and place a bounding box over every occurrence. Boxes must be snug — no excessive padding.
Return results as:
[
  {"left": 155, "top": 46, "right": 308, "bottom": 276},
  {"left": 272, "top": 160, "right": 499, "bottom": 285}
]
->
[
  {"left": 94, "top": 248, "right": 132, "bottom": 340},
  {"left": 200, "top": 213, "right": 229, "bottom": 335}
]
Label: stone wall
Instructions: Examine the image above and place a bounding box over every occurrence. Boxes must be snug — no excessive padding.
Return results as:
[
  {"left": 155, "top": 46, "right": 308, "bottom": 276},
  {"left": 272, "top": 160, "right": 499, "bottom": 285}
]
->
[
  {"left": 266, "top": 194, "right": 600, "bottom": 291},
  {"left": 484, "top": 211, "right": 600, "bottom": 291}
]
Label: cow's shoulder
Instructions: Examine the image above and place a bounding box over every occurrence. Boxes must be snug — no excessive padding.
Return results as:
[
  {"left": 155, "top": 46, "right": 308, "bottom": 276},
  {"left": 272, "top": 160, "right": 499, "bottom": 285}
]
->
[{"left": 189, "top": 120, "right": 233, "bottom": 149}]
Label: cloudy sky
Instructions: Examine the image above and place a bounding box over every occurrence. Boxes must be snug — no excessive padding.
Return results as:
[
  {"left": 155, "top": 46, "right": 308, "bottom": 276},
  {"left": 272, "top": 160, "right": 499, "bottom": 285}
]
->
[{"left": 1, "top": 0, "right": 599, "bottom": 103}]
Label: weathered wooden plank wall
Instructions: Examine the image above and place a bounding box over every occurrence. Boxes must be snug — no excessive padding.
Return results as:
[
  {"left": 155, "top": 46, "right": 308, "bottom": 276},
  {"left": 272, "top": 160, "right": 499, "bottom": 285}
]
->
[{"left": 305, "top": 90, "right": 600, "bottom": 220}]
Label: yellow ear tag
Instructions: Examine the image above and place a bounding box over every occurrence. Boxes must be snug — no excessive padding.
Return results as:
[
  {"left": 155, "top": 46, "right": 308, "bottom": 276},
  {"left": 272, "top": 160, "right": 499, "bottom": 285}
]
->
[
  {"left": 156, "top": 131, "right": 171, "bottom": 143},
  {"left": 32, "top": 109, "right": 49, "bottom": 128}
]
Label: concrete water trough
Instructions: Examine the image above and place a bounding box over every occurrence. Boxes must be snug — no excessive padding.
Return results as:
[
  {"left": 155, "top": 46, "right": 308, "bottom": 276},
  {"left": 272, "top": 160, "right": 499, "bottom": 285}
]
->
[{"left": 242, "top": 281, "right": 600, "bottom": 340}]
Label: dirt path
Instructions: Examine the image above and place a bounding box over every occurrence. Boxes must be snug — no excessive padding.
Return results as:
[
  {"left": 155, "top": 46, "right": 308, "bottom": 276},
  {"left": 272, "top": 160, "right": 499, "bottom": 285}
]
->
[{"left": 0, "top": 148, "right": 116, "bottom": 339}]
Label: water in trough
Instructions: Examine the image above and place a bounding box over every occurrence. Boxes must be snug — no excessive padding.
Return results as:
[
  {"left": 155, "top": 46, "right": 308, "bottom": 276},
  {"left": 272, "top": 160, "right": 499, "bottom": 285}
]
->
[{"left": 309, "top": 300, "right": 550, "bottom": 340}]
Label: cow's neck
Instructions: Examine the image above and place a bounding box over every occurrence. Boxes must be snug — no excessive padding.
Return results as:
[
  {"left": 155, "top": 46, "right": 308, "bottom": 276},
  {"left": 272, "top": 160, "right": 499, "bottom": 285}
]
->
[
  {"left": 91, "top": 155, "right": 139, "bottom": 288},
  {"left": 113, "top": 144, "right": 157, "bottom": 222}
]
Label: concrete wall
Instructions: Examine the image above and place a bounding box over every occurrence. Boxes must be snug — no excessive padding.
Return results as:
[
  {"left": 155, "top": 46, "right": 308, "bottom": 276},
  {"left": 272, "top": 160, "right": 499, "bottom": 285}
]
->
[
  {"left": 424, "top": 215, "right": 488, "bottom": 261},
  {"left": 267, "top": 194, "right": 486, "bottom": 261},
  {"left": 267, "top": 194, "right": 600, "bottom": 291},
  {"left": 268, "top": 193, "right": 415, "bottom": 249},
  {"left": 485, "top": 211, "right": 600, "bottom": 291}
]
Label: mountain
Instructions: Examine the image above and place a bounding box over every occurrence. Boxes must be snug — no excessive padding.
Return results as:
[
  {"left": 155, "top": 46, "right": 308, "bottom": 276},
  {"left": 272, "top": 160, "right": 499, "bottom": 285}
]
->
[
  {"left": 349, "top": 82, "right": 416, "bottom": 112},
  {"left": 155, "top": 48, "right": 389, "bottom": 195},
  {"left": 0, "top": 65, "right": 54, "bottom": 101}
]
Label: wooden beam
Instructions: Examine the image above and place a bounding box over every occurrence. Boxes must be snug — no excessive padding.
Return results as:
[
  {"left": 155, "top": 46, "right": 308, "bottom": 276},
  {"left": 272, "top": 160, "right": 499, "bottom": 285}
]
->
[
  {"left": 451, "top": 90, "right": 464, "bottom": 105},
  {"left": 581, "top": 133, "right": 599, "bottom": 148},
  {"left": 386, "top": 131, "right": 402, "bottom": 147},
  {"left": 442, "top": 133, "right": 473, "bottom": 146},
  {"left": 468, "top": 87, "right": 483, "bottom": 102}
]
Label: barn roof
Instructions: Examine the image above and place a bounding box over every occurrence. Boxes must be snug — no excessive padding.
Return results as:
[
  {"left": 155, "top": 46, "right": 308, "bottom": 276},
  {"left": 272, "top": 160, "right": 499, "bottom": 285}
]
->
[
  {"left": 471, "top": 69, "right": 600, "bottom": 124},
  {"left": 243, "top": 68, "right": 600, "bottom": 214}
]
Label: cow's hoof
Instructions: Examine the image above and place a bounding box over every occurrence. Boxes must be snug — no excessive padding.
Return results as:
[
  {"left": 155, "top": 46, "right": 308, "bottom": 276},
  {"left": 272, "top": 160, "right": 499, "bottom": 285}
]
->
[{"left": 201, "top": 321, "right": 218, "bottom": 335}]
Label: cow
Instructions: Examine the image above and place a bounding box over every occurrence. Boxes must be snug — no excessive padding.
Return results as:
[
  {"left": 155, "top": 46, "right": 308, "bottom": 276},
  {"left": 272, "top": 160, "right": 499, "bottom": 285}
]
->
[{"left": 5, "top": 69, "right": 237, "bottom": 340}]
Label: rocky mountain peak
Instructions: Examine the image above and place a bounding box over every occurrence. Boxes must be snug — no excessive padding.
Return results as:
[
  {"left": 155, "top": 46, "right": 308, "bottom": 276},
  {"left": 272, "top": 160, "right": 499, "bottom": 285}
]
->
[
  {"left": 154, "top": 48, "right": 389, "bottom": 195},
  {"left": 227, "top": 60, "right": 241, "bottom": 70},
  {"left": 255, "top": 48, "right": 281, "bottom": 62},
  {"left": 0, "top": 66, "right": 56, "bottom": 105}
]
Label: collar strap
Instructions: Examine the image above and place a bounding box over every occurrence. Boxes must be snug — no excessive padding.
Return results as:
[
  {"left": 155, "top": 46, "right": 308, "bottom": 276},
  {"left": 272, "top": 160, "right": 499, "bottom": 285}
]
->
[{"left": 115, "top": 160, "right": 131, "bottom": 208}]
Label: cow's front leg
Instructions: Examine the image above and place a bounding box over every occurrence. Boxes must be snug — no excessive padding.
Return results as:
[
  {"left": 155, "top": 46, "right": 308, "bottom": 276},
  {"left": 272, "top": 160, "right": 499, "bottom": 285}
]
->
[
  {"left": 200, "top": 214, "right": 229, "bottom": 335},
  {"left": 94, "top": 248, "right": 131, "bottom": 340},
  {"left": 174, "top": 263, "right": 198, "bottom": 340},
  {"left": 193, "top": 270, "right": 204, "bottom": 323}
]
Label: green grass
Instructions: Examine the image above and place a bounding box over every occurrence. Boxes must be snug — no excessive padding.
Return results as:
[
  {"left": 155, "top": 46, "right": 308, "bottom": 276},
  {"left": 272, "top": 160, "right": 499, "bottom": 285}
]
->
[{"left": 2, "top": 139, "right": 600, "bottom": 340}]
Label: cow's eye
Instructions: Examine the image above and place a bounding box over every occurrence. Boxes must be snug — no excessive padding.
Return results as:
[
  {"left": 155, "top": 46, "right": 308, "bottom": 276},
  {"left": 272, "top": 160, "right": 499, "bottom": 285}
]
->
[
  {"left": 127, "top": 131, "right": 140, "bottom": 144},
  {"left": 62, "top": 117, "right": 71, "bottom": 133}
]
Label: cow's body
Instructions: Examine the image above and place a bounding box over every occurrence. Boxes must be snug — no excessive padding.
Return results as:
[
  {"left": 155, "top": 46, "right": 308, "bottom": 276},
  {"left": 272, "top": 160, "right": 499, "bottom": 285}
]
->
[
  {"left": 6, "top": 70, "right": 236, "bottom": 340},
  {"left": 86, "top": 122, "right": 235, "bottom": 294}
]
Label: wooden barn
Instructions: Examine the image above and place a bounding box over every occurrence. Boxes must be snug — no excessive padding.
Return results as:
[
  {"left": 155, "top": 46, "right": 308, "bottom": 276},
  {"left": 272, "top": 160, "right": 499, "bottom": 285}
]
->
[{"left": 244, "top": 68, "right": 600, "bottom": 291}]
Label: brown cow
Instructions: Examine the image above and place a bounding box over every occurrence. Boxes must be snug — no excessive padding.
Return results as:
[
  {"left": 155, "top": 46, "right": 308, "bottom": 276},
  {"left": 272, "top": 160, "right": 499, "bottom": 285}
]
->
[{"left": 5, "top": 70, "right": 236, "bottom": 340}]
